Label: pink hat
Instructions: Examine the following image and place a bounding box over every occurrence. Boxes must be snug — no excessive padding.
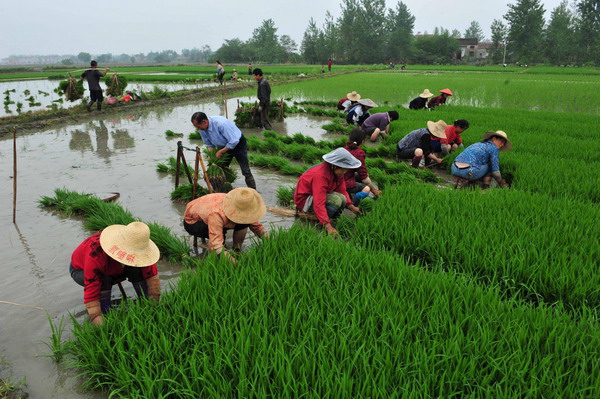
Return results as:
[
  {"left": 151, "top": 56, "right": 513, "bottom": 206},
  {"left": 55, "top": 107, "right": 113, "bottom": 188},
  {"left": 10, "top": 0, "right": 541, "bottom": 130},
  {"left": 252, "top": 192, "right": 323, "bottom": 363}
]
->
[{"left": 440, "top": 88, "right": 453, "bottom": 96}]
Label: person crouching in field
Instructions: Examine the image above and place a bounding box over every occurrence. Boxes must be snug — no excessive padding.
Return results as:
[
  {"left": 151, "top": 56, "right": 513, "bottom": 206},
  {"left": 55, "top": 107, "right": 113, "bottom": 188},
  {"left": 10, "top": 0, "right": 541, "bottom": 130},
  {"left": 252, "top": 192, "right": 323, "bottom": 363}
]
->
[
  {"left": 428, "top": 88, "right": 453, "bottom": 108},
  {"left": 344, "top": 128, "right": 382, "bottom": 203},
  {"left": 346, "top": 99, "right": 377, "bottom": 126},
  {"left": 294, "top": 148, "right": 362, "bottom": 237},
  {"left": 361, "top": 110, "right": 399, "bottom": 142},
  {"left": 396, "top": 120, "right": 447, "bottom": 168},
  {"left": 431, "top": 119, "right": 469, "bottom": 156},
  {"left": 69, "top": 222, "right": 161, "bottom": 325},
  {"left": 408, "top": 89, "right": 434, "bottom": 110},
  {"left": 183, "top": 188, "right": 268, "bottom": 265},
  {"left": 451, "top": 131, "right": 512, "bottom": 189},
  {"left": 337, "top": 91, "right": 361, "bottom": 112}
]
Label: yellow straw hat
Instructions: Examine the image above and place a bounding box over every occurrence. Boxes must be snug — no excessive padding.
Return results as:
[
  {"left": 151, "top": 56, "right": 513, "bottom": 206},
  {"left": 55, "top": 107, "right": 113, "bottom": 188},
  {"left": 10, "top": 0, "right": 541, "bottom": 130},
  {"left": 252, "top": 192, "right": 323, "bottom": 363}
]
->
[
  {"left": 419, "top": 89, "right": 434, "bottom": 98},
  {"left": 222, "top": 188, "right": 267, "bottom": 224},
  {"left": 426, "top": 120, "right": 447, "bottom": 138},
  {"left": 99, "top": 222, "right": 160, "bottom": 267},
  {"left": 482, "top": 130, "right": 512, "bottom": 151},
  {"left": 346, "top": 91, "right": 361, "bottom": 101}
]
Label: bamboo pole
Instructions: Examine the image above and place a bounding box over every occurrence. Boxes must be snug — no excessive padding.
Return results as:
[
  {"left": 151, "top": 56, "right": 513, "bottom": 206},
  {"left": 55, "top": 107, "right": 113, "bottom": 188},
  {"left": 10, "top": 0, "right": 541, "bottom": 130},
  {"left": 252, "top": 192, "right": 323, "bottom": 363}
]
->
[
  {"left": 12, "top": 127, "right": 17, "bottom": 224},
  {"left": 180, "top": 151, "right": 194, "bottom": 185},
  {"left": 192, "top": 149, "right": 200, "bottom": 199},
  {"left": 196, "top": 147, "right": 214, "bottom": 194},
  {"left": 175, "top": 141, "right": 182, "bottom": 188},
  {"left": 223, "top": 80, "right": 228, "bottom": 119}
]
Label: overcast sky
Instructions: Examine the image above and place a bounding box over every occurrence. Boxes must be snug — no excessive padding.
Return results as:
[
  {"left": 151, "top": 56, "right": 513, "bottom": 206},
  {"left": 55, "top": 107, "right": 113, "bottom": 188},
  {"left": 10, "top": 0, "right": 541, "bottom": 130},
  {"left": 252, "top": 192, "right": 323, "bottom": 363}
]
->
[{"left": 1, "top": 0, "right": 568, "bottom": 59}]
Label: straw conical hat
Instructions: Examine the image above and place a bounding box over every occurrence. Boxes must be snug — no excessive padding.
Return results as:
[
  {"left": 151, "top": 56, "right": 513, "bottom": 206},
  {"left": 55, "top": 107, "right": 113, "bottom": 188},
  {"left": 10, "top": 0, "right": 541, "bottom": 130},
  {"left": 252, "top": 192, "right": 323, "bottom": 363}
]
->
[
  {"left": 482, "top": 130, "right": 512, "bottom": 152},
  {"left": 426, "top": 120, "right": 447, "bottom": 138},
  {"left": 100, "top": 222, "right": 160, "bottom": 267},
  {"left": 419, "top": 89, "right": 434, "bottom": 98},
  {"left": 222, "top": 188, "right": 267, "bottom": 224}
]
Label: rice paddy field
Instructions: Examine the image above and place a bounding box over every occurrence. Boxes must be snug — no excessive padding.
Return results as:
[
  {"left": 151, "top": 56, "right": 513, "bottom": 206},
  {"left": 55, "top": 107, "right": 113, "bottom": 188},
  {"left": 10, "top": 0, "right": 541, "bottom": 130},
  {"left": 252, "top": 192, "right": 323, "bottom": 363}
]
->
[{"left": 2, "top": 65, "right": 599, "bottom": 398}]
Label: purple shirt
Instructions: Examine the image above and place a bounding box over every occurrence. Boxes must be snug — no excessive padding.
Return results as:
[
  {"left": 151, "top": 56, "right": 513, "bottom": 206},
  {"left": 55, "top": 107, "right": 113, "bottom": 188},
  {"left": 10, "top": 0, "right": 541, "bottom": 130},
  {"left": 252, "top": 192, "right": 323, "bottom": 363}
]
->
[{"left": 361, "top": 113, "right": 390, "bottom": 130}]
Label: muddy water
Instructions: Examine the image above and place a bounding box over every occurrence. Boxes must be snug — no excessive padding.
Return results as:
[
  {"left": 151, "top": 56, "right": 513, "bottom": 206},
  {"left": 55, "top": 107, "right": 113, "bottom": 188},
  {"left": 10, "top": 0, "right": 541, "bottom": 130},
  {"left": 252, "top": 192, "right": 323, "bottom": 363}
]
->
[
  {"left": 0, "top": 80, "right": 214, "bottom": 117},
  {"left": 0, "top": 96, "right": 333, "bottom": 397}
]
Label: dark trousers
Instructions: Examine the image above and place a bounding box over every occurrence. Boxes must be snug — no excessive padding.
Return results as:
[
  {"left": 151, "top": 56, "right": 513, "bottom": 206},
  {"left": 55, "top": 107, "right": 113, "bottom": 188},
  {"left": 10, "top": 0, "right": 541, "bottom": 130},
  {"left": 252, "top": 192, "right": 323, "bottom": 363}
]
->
[
  {"left": 184, "top": 221, "right": 250, "bottom": 238},
  {"left": 89, "top": 89, "right": 103, "bottom": 103},
  {"left": 221, "top": 135, "right": 256, "bottom": 189},
  {"left": 70, "top": 263, "right": 145, "bottom": 290},
  {"left": 260, "top": 102, "right": 272, "bottom": 130}
]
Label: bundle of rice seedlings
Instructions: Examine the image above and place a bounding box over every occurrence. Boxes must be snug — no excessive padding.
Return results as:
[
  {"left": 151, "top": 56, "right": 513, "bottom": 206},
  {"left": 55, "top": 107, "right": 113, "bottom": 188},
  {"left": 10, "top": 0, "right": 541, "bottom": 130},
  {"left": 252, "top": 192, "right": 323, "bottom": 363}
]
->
[
  {"left": 165, "top": 130, "right": 184, "bottom": 138},
  {"left": 156, "top": 157, "right": 194, "bottom": 176},
  {"left": 58, "top": 77, "right": 84, "bottom": 102},
  {"left": 104, "top": 74, "right": 127, "bottom": 97},
  {"left": 276, "top": 186, "right": 295, "bottom": 207}
]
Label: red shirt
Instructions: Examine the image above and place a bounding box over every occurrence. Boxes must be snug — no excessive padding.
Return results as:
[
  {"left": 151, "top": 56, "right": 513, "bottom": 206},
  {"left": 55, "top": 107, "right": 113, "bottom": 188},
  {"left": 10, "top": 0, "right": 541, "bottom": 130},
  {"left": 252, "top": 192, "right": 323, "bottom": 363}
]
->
[
  {"left": 343, "top": 146, "right": 368, "bottom": 188},
  {"left": 294, "top": 163, "right": 352, "bottom": 225},
  {"left": 427, "top": 95, "right": 447, "bottom": 107},
  {"left": 431, "top": 125, "right": 463, "bottom": 145},
  {"left": 71, "top": 233, "right": 157, "bottom": 303}
]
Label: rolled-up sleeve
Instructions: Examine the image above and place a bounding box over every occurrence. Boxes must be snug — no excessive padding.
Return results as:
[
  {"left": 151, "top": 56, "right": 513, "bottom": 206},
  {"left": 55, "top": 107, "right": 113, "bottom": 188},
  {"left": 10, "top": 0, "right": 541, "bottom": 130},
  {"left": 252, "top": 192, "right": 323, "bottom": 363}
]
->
[{"left": 207, "top": 213, "right": 226, "bottom": 254}]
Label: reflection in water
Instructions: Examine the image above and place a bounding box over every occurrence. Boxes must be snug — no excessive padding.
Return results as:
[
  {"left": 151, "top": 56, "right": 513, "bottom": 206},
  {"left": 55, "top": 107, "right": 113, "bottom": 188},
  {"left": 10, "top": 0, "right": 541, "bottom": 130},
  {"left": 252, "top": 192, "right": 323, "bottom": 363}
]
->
[
  {"left": 69, "top": 129, "right": 93, "bottom": 152},
  {"left": 13, "top": 224, "right": 44, "bottom": 280},
  {"left": 92, "top": 120, "right": 111, "bottom": 163},
  {"left": 112, "top": 129, "right": 135, "bottom": 150}
]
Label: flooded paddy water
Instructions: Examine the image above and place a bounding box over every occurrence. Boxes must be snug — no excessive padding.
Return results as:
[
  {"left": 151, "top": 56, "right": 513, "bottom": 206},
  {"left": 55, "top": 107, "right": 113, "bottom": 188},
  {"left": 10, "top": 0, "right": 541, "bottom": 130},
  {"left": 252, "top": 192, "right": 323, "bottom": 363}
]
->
[{"left": 0, "top": 95, "right": 339, "bottom": 397}]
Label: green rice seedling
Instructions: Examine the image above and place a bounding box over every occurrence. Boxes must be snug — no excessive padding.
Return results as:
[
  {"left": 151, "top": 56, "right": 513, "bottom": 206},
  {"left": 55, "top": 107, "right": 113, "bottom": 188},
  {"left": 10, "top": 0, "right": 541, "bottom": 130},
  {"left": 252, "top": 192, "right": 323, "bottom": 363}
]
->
[
  {"left": 164, "top": 129, "right": 183, "bottom": 138},
  {"left": 0, "top": 377, "right": 27, "bottom": 399},
  {"left": 146, "top": 222, "right": 190, "bottom": 263},
  {"left": 38, "top": 89, "right": 50, "bottom": 96},
  {"left": 322, "top": 121, "right": 353, "bottom": 134},
  {"left": 64, "top": 226, "right": 600, "bottom": 398},
  {"left": 302, "top": 106, "right": 343, "bottom": 118},
  {"left": 156, "top": 157, "right": 193, "bottom": 176},
  {"left": 104, "top": 74, "right": 128, "bottom": 97},
  {"left": 188, "top": 131, "right": 202, "bottom": 140},
  {"left": 358, "top": 197, "right": 375, "bottom": 213},
  {"left": 294, "top": 99, "right": 338, "bottom": 107},
  {"left": 170, "top": 184, "right": 193, "bottom": 201},
  {"left": 44, "top": 313, "right": 67, "bottom": 363},
  {"left": 291, "top": 133, "right": 316, "bottom": 145},
  {"left": 350, "top": 184, "right": 600, "bottom": 313},
  {"left": 58, "top": 77, "right": 84, "bottom": 101},
  {"left": 276, "top": 185, "right": 295, "bottom": 207},
  {"left": 248, "top": 154, "right": 307, "bottom": 176}
]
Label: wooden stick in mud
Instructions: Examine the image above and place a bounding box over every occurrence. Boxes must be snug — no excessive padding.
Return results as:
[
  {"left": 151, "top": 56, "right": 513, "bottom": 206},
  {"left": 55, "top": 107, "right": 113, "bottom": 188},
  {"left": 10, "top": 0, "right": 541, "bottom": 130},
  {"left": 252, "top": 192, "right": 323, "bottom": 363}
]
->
[
  {"left": 268, "top": 207, "right": 320, "bottom": 221},
  {"left": 192, "top": 149, "right": 200, "bottom": 199},
  {"left": 0, "top": 300, "right": 47, "bottom": 311},
  {"left": 180, "top": 150, "right": 194, "bottom": 185},
  {"left": 175, "top": 141, "right": 183, "bottom": 188},
  {"left": 12, "top": 127, "right": 17, "bottom": 224},
  {"left": 196, "top": 147, "right": 213, "bottom": 193},
  {"left": 223, "top": 81, "right": 228, "bottom": 119}
]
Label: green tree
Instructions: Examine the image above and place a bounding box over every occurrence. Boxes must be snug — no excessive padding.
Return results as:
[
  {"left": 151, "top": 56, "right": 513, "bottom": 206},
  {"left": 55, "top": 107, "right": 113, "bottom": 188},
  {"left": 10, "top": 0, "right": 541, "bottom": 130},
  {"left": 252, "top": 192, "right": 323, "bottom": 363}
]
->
[
  {"left": 386, "top": 1, "right": 415, "bottom": 62},
  {"left": 279, "top": 35, "right": 298, "bottom": 62},
  {"left": 413, "top": 28, "right": 459, "bottom": 64},
  {"left": 338, "top": 0, "right": 387, "bottom": 63},
  {"left": 545, "top": 1, "right": 576, "bottom": 64},
  {"left": 77, "top": 52, "right": 91, "bottom": 64},
  {"left": 490, "top": 19, "right": 508, "bottom": 64},
  {"left": 576, "top": 0, "right": 600, "bottom": 64},
  {"left": 248, "top": 19, "right": 284, "bottom": 63},
  {"left": 301, "top": 18, "right": 321, "bottom": 63},
  {"left": 321, "top": 12, "right": 339, "bottom": 61},
  {"left": 504, "top": 0, "right": 546, "bottom": 63},
  {"left": 464, "top": 21, "right": 486, "bottom": 41},
  {"left": 213, "top": 39, "right": 247, "bottom": 62}
]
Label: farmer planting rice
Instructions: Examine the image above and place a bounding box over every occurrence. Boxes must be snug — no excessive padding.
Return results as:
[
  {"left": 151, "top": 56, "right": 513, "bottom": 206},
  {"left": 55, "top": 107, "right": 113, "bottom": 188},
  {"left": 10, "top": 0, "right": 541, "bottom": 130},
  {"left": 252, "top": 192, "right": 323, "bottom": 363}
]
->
[
  {"left": 80, "top": 60, "right": 109, "bottom": 112},
  {"left": 396, "top": 120, "right": 447, "bottom": 168},
  {"left": 451, "top": 130, "right": 512, "bottom": 189},
  {"left": 337, "top": 90, "right": 361, "bottom": 112},
  {"left": 344, "top": 128, "right": 382, "bottom": 202},
  {"left": 428, "top": 88, "right": 453, "bottom": 108},
  {"left": 361, "top": 110, "right": 399, "bottom": 141},
  {"left": 346, "top": 98, "right": 377, "bottom": 125},
  {"left": 191, "top": 111, "right": 257, "bottom": 189},
  {"left": 294, "top": 147, "right": 362, "bottom": 237},
  {"left": 183, "top": 188, "right": 268, "bottom": 264},
  {"left": 408, "top": 89, "right": 434, "bottom": 110},
  {"left": 69, "top": 222, "right": 161, "bottom": 325},
  {"left": 431, "top": 119, "right": 469, "bottom": 156}
]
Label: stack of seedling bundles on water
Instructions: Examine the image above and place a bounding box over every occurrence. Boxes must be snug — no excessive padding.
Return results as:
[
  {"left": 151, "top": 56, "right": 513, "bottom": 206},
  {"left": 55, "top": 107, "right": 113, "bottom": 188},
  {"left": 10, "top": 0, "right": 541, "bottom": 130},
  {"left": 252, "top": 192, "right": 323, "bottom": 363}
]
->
[
  {"left": 234, "top": 100, "right": 288, "bottom": 128},
  {"left": 105, "top": 73, "right": 128, "bottom": 97},
  {"left": 203, "top": 149, "right": 237, "bottom": 193},
  {"left": 58, "top": 76, "right": 85, "bottom": 101}
]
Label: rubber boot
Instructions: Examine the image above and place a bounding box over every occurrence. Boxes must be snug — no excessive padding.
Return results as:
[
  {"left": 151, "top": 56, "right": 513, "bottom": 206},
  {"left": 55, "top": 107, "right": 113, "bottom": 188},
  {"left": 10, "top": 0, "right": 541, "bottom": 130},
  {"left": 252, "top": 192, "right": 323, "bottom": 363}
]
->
[
  {"left": 411, "top": 156, "right": 422, "bottom": 169},
  {"left": 245, "top": 175, "right": 257, "bottom": 190},
  {"left": 100, "top": 290, "right": 112, "bottom": 314},
  {"left": 132, "top": 281, "right": 149, "bottom": 298},
  {"left": 86, "top": 101, "right": 93, "bottom": 112},
  {"left": 97, "top": 102, "right": 102, "bottom": 111}
]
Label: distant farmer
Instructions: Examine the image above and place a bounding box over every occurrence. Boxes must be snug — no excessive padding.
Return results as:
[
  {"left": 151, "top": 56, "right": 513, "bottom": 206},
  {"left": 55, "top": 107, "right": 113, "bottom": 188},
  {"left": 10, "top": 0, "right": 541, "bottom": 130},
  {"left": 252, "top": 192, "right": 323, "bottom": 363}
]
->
[
  {"left": 69, "top": 222, "right": 161, "bottom": 325},
  {"left": 396, "top": 120, "right": 447, "bottom": 168},
  {"left": 327, "top": 58, "right": 332, "bottom": 71},
  {"left": 451, "top": 131, "right": 512, "bottom": 189},
  {"left": 361, "top": 110, "right": 399, "bottom": 142},
  {"left": 248, "top": 63, "right": 252, "bottom": 75},
  {"left": 337, "top": 91, "right": 361, "bottom": 112},
  {"left": 294, "top": 148, "right": 362, "bottom": 237},
  {"left": 253, "top": 68, "right": 272, "bottom": 130},
  {"left": 231, "top": 69, "right": 238, "bottom": 81},
  {"left": 408, "top": 89, "right": 434, "bottom": 110},
  {"left": 81, "top": 60, "right": 109, "bottom": 112},
  {"left": 346, "top": 98, "right": 377, "bottom": 126},
  {"left": 191, "top": 111, "right": 257, "bottom": 189},
  {"left": 216, "top": 60, "right": 225, "bottom": 85},
  {"left": 183, "top": 188, "right": 268, "bottom": 264},
  {"left": 344, "top": 128, "right": 382, "bottom": 202},
  {"left": 431, "top": 119, "right": 469, "bottom": 156},
  {"left": 428, "top": 88, "right": 453, "bottom": 108}
]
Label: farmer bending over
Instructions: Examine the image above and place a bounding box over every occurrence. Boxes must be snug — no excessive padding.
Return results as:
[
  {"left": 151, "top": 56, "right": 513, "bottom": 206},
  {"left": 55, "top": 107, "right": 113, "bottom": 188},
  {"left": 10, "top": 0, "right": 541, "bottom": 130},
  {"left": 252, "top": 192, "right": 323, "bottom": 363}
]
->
[
  {"left": 431, "top": 119, "right": 469, "bottom": 156},
  {"left": 183, "top": 188, "right": 268, "bottom": 264},
  {"left": 191, "top": 111, "right": 257, "bottom": 189},
  {"left": 451, "top": 131, "right": 512, "bottom": 189},
  {"left": 337, "top": 91, "right": 361, "bottom": 112},
  {"left": 344, "top": 128, "right": 382, "bottom": 202},
  {"left": 70, "top": 222, "right": 161, "bottom": 325},
  {"left": 396, "top": 120, "right": 447, "bottom": 168},
  {"left": 346, "top": 99, "right": 377, "bottom": 126},
  {"left": 294, "top": 148, "right": 362, "bottom": 237},
  {"left": 361, "top": 110, "right": 399, "bottom": 142},
  {"left": 408, "top": 89, "right": 433, "bottom": 110},
  {"left": 428, "top": 88, "right": 453, "bottom": 108}
]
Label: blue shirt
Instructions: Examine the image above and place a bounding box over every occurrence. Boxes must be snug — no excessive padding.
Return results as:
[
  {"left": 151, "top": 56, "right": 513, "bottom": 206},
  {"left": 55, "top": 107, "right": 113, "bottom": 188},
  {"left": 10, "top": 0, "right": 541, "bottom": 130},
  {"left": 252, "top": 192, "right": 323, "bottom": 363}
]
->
[
  {"left": 454, "top": 140, "right": 500, "bottom": 172},
  {"left": 199, "top": 116, "right": 242, "bottom": 150}
]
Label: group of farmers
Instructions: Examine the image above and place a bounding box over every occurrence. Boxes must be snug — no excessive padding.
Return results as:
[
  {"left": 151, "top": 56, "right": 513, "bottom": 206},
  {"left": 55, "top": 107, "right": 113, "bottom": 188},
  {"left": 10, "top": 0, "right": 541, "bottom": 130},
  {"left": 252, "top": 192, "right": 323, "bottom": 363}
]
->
[{"left": 71, "top": 80, "right": 512, "bottom": 325}]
